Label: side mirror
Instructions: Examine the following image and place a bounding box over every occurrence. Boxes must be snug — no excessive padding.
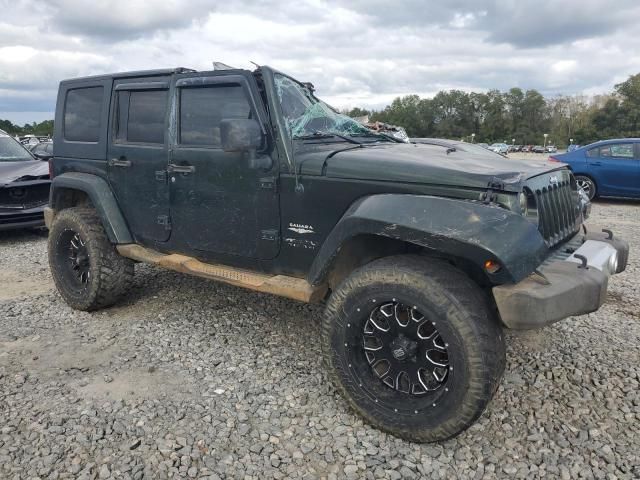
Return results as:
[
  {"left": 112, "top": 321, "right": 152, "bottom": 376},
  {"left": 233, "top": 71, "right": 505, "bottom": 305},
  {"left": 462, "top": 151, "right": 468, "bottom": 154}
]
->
[
  {"left": 220, "top": 118, "right": 271, "bottom": 170},
  {"left": 220, "top": 118, "right": 262, "bottom": 152}
]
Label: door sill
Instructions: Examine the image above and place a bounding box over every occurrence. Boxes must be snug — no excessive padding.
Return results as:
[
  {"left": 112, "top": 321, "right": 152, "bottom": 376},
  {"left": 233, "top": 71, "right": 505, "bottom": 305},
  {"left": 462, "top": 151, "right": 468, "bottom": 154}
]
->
[{"left": 116, "top": 244, "right": 326, "bottom": 303}]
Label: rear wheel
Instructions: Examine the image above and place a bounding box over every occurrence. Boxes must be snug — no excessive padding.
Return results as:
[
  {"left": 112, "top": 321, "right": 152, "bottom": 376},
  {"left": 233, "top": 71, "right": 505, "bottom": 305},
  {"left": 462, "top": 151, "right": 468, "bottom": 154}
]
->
[
  {"left": 575, "top": 175, "right": 597, "bottom": 200},
  {"left": 322, "top": 255, "right": 505, "bottom": 442},
  {"left": 48, "top": 207, "right": 133, "bottom": 311}
]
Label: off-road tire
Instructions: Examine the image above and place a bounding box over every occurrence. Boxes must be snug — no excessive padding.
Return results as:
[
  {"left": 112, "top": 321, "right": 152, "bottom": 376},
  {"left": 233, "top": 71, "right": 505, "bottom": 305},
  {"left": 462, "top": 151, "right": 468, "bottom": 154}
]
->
[
  {"left": 48, "top": 207, "right": 134, "bottom": 311},
  {"left": 322, "top": 255, "right": 506, "bottom": 442}
]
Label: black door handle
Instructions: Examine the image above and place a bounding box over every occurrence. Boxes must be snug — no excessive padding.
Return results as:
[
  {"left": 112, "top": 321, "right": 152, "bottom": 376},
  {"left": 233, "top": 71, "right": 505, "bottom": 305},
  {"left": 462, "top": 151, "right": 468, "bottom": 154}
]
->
[
  {"left": 168, "top": 164, "right": 196, "bottom": 174},
  {"left": 109, "top": 158, "right": 131, "bottom": 167}
]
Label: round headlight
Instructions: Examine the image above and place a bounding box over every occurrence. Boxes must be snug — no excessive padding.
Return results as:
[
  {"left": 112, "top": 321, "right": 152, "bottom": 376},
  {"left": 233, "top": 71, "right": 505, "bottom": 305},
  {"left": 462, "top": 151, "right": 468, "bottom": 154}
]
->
[
  {"left": 519, "top": 192, "right": 528, "bottom": 216},
  {"left": 520, "top": 188, "right": 539, "bottom": 225}
]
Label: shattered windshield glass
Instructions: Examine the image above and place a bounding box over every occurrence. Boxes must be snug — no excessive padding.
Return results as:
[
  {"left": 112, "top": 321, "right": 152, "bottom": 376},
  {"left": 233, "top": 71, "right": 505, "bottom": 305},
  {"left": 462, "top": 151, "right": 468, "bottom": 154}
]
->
[{"left": 274, "top": 73, "right": 383, "bottom": 140}]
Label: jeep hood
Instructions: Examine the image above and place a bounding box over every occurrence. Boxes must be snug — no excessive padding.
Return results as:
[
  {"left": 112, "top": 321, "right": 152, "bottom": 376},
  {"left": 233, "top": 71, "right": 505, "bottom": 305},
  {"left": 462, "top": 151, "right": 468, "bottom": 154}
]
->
[
  {"left": 299, "top": 143, "right": 565, "bottom": 192},
  {"left": 0, "top": 160, "right": 50, "bottom": 185}
]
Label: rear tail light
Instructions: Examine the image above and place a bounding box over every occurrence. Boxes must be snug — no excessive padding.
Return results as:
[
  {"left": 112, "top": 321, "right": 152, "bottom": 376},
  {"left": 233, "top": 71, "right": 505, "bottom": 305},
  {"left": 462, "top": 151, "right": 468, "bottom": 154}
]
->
[
  {"left": 48, "top": 158, "right": 54, "bottom": 179},
  {"left": 548, "top": 156, "right": 560, "bottom": 162}
]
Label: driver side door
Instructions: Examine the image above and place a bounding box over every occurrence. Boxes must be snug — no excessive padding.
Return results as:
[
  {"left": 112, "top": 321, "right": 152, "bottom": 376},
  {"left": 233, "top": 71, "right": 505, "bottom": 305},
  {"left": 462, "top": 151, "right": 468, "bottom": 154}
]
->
[{"left": 168, "top": 72, "right": 280, "bottom": 260}]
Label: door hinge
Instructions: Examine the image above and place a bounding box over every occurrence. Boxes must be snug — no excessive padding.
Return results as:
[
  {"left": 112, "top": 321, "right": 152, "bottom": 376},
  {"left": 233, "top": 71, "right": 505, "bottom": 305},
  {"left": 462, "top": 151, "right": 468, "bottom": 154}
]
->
[
  {"left": 157, "top": 215, "right": 172, "bottom": 230},
  {"left": 260, "top": 229, "right": 279, "bottom": 241},
  {"left": 259, "top": 177, "right": 278, "bottom": 192},
  {"left": 155, "top": 170, "right": 168, "bottom": 182}
]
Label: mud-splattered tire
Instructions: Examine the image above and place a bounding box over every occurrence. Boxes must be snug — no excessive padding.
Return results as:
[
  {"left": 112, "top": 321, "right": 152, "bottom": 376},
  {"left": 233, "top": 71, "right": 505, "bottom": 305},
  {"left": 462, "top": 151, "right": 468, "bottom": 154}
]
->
[
  {"left": 322, "top": 255, "right": 506, "bottom": 442},
  {"left": 48, "top": 207, "right": 133, "bottom": 311}
]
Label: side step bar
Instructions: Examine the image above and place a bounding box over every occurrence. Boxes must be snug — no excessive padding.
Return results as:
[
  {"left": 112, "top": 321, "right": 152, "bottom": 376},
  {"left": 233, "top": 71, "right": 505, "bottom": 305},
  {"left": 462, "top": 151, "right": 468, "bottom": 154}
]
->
[{"left": 116, "top": 244, "right": 327, "bottom": 303}]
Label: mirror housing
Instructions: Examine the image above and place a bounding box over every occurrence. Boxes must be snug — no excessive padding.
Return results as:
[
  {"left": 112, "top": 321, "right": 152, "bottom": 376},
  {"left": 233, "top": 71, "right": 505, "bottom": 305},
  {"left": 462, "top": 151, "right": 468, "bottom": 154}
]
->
[{"left": 220, "top": 118, "right": 271, "bottom": 170}]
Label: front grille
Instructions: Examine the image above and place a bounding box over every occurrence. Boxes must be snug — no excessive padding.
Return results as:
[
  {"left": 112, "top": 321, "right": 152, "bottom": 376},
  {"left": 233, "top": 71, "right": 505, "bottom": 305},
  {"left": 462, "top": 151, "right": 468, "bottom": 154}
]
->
[
  {"left": 532, "top": 178, "right": 581, "bottom": 247},
  {"left": 0, "top": 182, "right": 50, "bottom": 209}
]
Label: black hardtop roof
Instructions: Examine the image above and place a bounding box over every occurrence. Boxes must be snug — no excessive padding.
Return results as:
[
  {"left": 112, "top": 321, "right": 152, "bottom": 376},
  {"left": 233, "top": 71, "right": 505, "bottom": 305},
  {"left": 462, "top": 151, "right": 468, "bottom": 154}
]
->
[
  {"left": 59, "top": 67, "right": 196, "bottom": 84},
  {"left": 59, "top": 66, "right": 265, "bottom": 85}
]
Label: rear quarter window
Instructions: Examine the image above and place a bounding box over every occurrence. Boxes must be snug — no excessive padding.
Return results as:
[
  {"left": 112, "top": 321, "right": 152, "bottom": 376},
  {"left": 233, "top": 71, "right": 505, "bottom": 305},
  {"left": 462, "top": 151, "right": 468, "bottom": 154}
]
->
[{"left": 64, "top": 86, "right": 104, "bottom": 142}]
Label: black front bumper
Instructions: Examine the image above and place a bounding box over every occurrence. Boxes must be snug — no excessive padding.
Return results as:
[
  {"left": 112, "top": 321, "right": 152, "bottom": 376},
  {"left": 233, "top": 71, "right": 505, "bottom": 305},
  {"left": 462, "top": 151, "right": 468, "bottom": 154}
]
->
[
  {"left": 493, "top": 227, "right": 629, "bottom": 329},
  {"left": 0, "top": 204, "right": 46, "bottom": 231}
]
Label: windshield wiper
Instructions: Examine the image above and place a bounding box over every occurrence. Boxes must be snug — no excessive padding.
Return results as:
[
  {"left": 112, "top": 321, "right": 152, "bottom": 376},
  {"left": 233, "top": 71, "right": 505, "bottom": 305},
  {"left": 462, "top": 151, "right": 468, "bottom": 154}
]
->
[{"left": 296, "top": 131, "right": 363, "bottom": 145}]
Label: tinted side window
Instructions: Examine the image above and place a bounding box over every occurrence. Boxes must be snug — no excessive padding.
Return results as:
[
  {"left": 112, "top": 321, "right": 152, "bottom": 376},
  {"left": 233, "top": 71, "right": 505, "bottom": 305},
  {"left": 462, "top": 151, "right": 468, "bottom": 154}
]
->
[
  {"left": 179, "top": 85, "right": 251, "bottom": 146},
  {"left": 600, "top": 143, "right": 634, "bottom": 158},
  {"left": 126, "top": 90, "right": 168, "bottom": 144},
  {"left": 586, "top": 147, "right": 599, "bottom": 158},
  {"left": 64, "top": 87, "right": 104, "bottom": 142}
]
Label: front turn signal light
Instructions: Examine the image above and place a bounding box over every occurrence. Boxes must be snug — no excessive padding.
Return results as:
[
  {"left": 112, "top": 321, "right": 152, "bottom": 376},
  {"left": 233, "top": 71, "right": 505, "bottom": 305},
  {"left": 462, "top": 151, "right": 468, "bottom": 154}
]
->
[{"left": 484, "top": 260, "right": 501, "bottom": 274}]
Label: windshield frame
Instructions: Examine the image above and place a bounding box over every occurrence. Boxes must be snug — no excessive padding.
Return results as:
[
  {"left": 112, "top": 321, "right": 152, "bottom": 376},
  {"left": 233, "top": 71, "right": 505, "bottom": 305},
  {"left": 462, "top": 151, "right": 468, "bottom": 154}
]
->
[{"left": 271, "top": 70, "right": 392, "bottom": 144}]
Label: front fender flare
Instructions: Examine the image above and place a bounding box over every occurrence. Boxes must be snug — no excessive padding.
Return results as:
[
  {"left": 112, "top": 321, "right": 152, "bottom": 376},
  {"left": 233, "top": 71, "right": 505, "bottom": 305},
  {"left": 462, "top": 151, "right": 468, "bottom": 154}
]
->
[
  {"left": 308, "top": 194, "right": 548, "bottom": 285},
  {"left": 49, "top": 172, "right": 132, "bottom": 244}
]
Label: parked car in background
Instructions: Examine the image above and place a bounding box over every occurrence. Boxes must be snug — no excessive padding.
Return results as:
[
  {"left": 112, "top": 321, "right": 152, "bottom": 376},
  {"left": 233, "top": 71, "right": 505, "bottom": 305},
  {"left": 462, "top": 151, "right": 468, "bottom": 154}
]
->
[
  {"left": 478, "top": 142, "right": 489, "bottom": 149},
  {"left": 546, "top": 145, "right": 557, "bottom": 153},
  {"left": 567, "top": 144, "right": 581, "bottom": 152},
  {"left": 532, "top": 145, "right": 545, "bottom": 153},
  {"left": 551, "top": 139, "right": 640, "bottom": 200},
  {"left": 0, "top": 129, "right": 50, "bottom": 230},
  {"left": 489, "top": 143, "right": 509, "bottom": 154},
  {"left": 412, "top": 138, "right": 508, "bottom": 159},
  {"left": 521, "top": 145, "right": 533, "bottom": 153},
  {"left": 29, "top": 142, "right": 54, "bottom": 160}
]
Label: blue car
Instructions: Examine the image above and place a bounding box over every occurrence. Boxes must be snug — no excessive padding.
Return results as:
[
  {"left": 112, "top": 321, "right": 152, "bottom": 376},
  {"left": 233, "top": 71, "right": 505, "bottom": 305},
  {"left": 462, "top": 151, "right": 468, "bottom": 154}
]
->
[{"left": 551, "top": 139, "right": 640, "bottom": 200}]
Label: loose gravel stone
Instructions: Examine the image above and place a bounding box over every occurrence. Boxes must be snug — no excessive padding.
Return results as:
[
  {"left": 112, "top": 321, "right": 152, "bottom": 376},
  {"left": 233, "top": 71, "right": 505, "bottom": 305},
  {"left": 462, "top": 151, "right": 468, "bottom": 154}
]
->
[{"left": 0, "top": 201, "right": 638, "bottom": 479}]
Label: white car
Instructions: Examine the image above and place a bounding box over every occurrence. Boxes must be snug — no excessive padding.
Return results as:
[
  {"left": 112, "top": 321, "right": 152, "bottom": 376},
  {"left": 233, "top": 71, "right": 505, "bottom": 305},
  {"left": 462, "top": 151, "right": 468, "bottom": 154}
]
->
[{"left": 489, "top": 143, "right": 509, "bottom": 154}]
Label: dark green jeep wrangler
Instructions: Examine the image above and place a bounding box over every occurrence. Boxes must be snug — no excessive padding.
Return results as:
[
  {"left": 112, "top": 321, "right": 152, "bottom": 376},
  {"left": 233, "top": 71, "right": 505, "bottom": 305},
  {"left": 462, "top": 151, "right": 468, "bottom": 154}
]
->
[{"left": 46, "top": 65, "right": 629, "bottom": 442}]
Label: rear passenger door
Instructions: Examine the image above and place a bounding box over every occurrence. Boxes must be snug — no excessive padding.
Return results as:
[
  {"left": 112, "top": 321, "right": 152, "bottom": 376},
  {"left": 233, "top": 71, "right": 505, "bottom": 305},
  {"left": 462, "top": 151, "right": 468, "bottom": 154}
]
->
[
  {"left": 586, "top": 143, "right": 639, "bottom": 197},
  {"left": 107, "top": 78, "right": 171, "bottom": 244}
]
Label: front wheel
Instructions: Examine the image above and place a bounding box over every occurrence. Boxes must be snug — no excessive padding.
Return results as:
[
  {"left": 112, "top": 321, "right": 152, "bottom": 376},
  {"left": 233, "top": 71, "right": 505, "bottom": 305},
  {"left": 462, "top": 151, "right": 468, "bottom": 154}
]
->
[
  {"left": 322, "top": 255, "right": 506, "bottom": 442},
  {"left": 575, "top": 175, "right": 597, "bottom": 200},
  {"left": 48, "top": 207, "right": 134, "bottom": 311}
]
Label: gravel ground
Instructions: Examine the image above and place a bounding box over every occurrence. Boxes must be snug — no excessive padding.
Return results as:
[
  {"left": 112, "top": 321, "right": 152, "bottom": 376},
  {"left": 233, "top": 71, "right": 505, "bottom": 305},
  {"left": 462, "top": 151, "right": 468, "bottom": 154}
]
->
[{"left": 0, "top": 201, "right": 638, "bottom": 480}]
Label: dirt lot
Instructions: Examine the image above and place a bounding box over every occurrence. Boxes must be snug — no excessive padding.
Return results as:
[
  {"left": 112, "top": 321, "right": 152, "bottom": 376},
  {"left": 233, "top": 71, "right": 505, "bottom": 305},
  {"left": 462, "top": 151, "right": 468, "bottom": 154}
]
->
[{"left": 0, "top": 201, "right": 638, "bottom": 479}]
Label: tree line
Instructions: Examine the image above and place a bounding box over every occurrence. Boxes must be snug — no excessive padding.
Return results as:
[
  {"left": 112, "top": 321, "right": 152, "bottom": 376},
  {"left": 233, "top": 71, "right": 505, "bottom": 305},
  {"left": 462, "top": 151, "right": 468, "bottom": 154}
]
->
[
  {"left": 0, "top": 119, "right": 54, "bottom": 137},
  {"left": 346, "top": 73, "right": 640, "bottom": 147}
]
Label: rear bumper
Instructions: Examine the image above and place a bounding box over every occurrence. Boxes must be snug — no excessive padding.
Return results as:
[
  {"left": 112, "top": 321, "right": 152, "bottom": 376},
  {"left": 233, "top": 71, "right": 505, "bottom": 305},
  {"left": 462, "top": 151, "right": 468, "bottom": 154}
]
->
[
  {"left": 493, "top": 228, "right": 629, "bottom": 329},
  {"left": 0, "top": 205, "right": 46, "bottom": 231}
]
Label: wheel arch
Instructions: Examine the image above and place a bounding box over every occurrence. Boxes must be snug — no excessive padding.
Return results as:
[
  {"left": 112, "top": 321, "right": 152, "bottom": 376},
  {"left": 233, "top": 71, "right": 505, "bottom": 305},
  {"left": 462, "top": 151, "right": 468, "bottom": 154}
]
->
[
  {"left": 49, "top": 172, "right": 132, "bottom": 244},
  {"left": 308, "top": 194, "right": 548, "bottom": 287}
]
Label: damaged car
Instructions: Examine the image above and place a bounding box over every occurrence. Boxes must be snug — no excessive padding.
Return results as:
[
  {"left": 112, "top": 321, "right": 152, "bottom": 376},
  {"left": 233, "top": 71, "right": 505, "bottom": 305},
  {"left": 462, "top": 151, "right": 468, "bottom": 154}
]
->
[
  {"left": 0, "top": 129, "right": 50, "bottom": 230},
  {"left": 45, "top": 66, "right": 628, "bottom": 443}
]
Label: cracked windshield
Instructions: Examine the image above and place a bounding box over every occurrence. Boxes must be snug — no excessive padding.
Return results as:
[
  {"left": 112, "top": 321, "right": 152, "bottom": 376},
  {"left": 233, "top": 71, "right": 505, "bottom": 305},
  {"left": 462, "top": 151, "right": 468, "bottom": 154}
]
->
[{"left": 275, "top": 73, "right": 386, "bottom": 141}]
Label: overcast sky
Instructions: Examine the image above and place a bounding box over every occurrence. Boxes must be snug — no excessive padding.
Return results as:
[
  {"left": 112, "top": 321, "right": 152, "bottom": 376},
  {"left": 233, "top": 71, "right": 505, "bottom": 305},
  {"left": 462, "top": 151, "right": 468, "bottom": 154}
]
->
[{"left": 1, "top": 0, "right": 640, "bottom": 124}]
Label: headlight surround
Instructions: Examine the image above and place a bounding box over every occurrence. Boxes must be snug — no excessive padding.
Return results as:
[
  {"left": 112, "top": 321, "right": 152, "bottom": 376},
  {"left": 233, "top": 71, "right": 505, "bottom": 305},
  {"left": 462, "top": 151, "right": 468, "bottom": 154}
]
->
[
  {"left": 519, "top": 188, "right": 539, "bottom": 225},
  {"left": 519, "top": 192, "right": 528, "bottom": 216}
]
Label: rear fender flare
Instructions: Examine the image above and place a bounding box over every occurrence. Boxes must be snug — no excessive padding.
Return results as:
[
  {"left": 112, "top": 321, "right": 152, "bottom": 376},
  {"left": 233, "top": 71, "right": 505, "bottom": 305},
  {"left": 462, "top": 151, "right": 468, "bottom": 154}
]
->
[
  {"left": 49, "top": 172, "right": 132, "bottom": 244},
  {"left": 308, "top": 194, "right": 547, "bottom": 285}
]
